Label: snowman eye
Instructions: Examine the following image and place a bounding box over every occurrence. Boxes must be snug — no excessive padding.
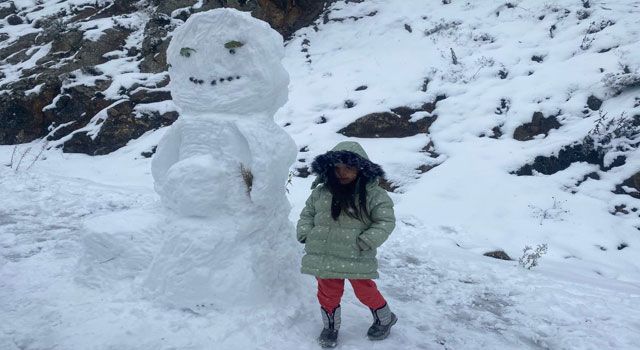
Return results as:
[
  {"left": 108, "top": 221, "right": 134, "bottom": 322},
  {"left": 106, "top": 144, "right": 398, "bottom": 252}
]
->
[
  {"left": 180, "top": 47, "right": 197, "bottom": 57},
  {"left": 224, "top": 40, "right": 244, "bottom": 54}
]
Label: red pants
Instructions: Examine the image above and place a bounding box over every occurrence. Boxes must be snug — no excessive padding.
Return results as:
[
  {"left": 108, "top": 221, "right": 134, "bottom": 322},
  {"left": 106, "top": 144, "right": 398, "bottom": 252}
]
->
[{"left": 317, "top": 278, "right": 387, "bottom": 312}]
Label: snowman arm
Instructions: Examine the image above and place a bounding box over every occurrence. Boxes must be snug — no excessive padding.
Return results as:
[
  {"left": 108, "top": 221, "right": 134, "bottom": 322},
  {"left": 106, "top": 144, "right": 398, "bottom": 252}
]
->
[
  {"left": 233, "top": 121, "right": 296, "bottom": 207},
  {"left": 151, "top": 124, "right": 182, "bottom": 185}
]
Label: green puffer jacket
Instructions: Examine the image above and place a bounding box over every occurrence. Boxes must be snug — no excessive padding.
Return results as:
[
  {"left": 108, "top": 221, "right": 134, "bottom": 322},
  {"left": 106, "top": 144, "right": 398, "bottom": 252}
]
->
[{"left": 296, "top": 141, "right": 396, "bottom": 279}]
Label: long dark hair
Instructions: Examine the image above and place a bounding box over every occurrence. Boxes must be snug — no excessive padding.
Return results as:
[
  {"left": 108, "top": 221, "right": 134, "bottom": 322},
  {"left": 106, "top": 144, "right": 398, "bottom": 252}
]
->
[{"left": 326, "top": 170, "right": 372, "bottom": 223}]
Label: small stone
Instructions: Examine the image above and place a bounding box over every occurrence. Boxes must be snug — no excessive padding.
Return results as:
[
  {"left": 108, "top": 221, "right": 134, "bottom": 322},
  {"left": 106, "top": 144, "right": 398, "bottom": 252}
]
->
[
  {"left": 586, "top": 95, "right": 602, "bottom": 111},
  {"left": 483, "top": 250, "right": 512, "bottom": 260},
  {"left": 531, "top": 55, "right": 544, "bottom": 63},
  {"left": 6, "top": 14, "right": 23, "bottom": 25}
]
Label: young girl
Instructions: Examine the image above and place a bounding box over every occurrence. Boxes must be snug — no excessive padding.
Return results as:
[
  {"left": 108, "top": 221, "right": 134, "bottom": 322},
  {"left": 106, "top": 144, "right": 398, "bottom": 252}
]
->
[{"left": 296, "top": 141, "right": 397, "bottom": 348}]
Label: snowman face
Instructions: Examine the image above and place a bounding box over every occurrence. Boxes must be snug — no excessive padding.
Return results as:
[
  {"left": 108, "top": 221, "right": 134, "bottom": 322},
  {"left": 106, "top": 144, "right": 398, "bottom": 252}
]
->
[{"left": 167, "top": 9, "right": 289, "bottom": 116}]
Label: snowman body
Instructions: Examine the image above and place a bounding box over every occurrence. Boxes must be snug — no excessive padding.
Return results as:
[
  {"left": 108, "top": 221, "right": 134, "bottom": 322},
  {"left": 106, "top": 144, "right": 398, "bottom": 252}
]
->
[{"left": 146, "top": 9, "right": 299, "bottom": 309}]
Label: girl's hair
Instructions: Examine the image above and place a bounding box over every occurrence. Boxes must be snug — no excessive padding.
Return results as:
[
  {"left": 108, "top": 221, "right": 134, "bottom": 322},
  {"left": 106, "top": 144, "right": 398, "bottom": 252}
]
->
[{"left": 326, "top": 169, "right": 372, "bottom": 223}]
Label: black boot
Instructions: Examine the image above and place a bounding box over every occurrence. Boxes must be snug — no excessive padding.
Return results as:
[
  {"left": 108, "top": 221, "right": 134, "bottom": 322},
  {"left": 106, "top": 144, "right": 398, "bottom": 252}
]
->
[
  {"left": 318, "top": 306, "right": 340, "bottom": 348},
  {"left": 367, "top": 303, "right": 397, "bottom": 340}
]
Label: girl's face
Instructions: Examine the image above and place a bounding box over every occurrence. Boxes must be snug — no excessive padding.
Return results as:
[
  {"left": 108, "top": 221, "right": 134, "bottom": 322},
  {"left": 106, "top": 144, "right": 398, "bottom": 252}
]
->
[{"left": 334, "top": 164, "right": 358, "bottom": 185}]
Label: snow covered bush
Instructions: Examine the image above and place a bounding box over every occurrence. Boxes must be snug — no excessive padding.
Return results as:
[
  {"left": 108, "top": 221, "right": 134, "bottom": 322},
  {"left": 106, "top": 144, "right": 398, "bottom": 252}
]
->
[
  {"left": 602, "top": 70, "right": 640, "bottom": 94},
  {"left": 582, "top": 112, "right": 640, "bottom": 168},
  {"left": 518, "top": 244, "right": 548, "bottom": 270},
  {"left": 528, "top": 197, "right": 569, "bottom": 225}
]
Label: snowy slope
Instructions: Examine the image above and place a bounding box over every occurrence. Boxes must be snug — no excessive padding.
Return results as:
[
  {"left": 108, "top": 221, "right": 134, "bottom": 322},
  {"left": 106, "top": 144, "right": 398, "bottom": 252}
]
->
[{"left": 2, "top": 0, "right": 640, "bottom": 349}]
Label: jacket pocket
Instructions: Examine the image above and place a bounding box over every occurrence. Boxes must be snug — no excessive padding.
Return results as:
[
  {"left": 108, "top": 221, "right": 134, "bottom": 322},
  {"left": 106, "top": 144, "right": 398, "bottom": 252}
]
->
[{"left": 304, "top": 226, "right": 324, "bottom": 253}]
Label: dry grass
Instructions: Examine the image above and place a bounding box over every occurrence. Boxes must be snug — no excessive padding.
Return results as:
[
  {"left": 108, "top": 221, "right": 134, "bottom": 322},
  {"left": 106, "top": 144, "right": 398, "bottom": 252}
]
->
[{"left": 240, "top": 164, "right": 253, "bottom": 195}]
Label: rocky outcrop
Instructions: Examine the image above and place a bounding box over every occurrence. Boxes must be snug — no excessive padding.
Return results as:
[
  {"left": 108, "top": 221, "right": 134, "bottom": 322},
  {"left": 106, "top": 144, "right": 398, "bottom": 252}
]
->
[
  {"left": 338, "top": 96, "right": 445, "bottom": 138},
  {"left": 513, "top": 141, "right": 626, "bottom": 176},
  {"left": 63, "top": 101, "right": 178, "bottom": 155},
  {"left": 0, "top": 0, "right": 333, "bottom": 155}
]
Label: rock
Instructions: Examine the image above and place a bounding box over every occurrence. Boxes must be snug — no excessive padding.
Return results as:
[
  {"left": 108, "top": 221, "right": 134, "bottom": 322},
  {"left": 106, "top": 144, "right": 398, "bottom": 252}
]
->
[
  {"left": 44, "top": 80, "right": 113, "bottom": 141},
  {"left": 531, "top": 55, "right": 544, "bottom": 63},
  {"left": 0, "top": 33, "right": 39, "bottom": 67},
  {"left": 338, "top": 98, "right": 443, "bottom": 138},
  {"left": 0, "top": 23, "right": 130, "bottom": 145},
  {"left": 614, "top": 172, "right": 640, "bottom": 199},
  {"left": 295, "top": 166, "right": 310, "bottom": 178},
  {"left": 0, "top": 2, "right": 16, "bottom": 19},
  {"left": 513, "top": 139, "right": 626, "bottom": 176},
  {"left": 416, "top": 164, "right": 434, "bottom": 173},
  {"left": 586, "top": 95, "right": 603, "bottom": 111},
  {"left": 139, "top": 14, "right": 176, "bottom": 73},
  {"left": 6, "top": 14, "right": 23, "bottom": 25},
  {"left": 483, "top": 251, "right": 512, "bottom": 260},
  {"left": 5, "top": 48, "right": 34, "bottom": 65},
  {"left": 63, "top": 101, "right": 178, "bottom": 155},
  {"left": 339, "top": 111, "right": 436, "bottom": 138},
  {"left": 152, "top": 0, "right": 199, "bottom": 15},
  {"left": 50, "top": 29, "right": 84, "bottom": 54},
  {"left": 252, "top": 0, "right": 333, "bottom": 39},
  {"left": 0, "top": 78, "right": 62, "bottom": 145},
  {"left": 72, "top": 29, "right": 131, "bottom": 67},
  {"left": 1, "top": 1, "right": 332, "bottom": 153},
  {"left": 141, "top": 146, "right": 157, "bottom": 158},
  {"left": 513, "top": 112, "right": 561, "bottom": 141},
  {"left": 69, "top": 4, "right": 101, "bottom": 22},
  {"left": 489, "top": 126, "right": 503, "bottom": 139},
  {"left": 129, "top": 89, "right": 172, "bottom": 104},
  {"left": 87, "top": 0, "right": 138, "bottom": 20}
]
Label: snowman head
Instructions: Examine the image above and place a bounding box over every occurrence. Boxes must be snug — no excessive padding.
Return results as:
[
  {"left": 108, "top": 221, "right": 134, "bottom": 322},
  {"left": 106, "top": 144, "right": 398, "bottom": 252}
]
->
[{"left": 167, "top": 9, "right": 289, "bottom": 116}]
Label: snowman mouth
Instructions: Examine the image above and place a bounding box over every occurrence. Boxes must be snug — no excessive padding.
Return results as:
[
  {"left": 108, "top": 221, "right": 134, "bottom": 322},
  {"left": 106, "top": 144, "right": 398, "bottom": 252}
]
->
[{"left": 188, "top": 76, "right": 242, "bottom": 86}]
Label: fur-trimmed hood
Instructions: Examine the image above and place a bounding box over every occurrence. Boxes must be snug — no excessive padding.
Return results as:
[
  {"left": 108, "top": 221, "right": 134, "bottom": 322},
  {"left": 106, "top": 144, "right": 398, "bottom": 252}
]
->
[{"left": 310, "top": 141, "right": 385, "bottom": 188}]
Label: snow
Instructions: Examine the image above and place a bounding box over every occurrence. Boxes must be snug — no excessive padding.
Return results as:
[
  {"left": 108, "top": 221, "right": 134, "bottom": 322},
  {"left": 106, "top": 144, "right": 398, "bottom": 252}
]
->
[{"left": 2, "top": 0, "right": 640, "bottom": 349}]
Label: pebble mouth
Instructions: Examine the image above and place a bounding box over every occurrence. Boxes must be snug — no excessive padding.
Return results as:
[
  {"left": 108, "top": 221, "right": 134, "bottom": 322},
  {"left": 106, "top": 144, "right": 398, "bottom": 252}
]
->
[{"left": 188, "top": 76, "right": 242, "bottom": 86}]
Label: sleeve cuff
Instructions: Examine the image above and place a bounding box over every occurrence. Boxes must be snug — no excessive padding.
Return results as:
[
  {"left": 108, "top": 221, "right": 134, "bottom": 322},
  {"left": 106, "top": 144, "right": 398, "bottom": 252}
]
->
[{"left": 357, "top": 236, "right": 372, "bottom": 251}]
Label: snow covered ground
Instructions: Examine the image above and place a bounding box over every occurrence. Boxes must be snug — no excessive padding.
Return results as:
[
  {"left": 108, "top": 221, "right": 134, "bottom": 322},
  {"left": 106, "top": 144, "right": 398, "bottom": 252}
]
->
[{"left": 2, "top": 0, "right": 640, "bottom": 349}]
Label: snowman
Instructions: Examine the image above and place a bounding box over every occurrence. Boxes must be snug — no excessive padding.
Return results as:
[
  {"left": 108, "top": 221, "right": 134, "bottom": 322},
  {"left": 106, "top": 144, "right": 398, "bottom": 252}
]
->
[{"left": 144, "top": 8, "right": 300, "bottom": 310}]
